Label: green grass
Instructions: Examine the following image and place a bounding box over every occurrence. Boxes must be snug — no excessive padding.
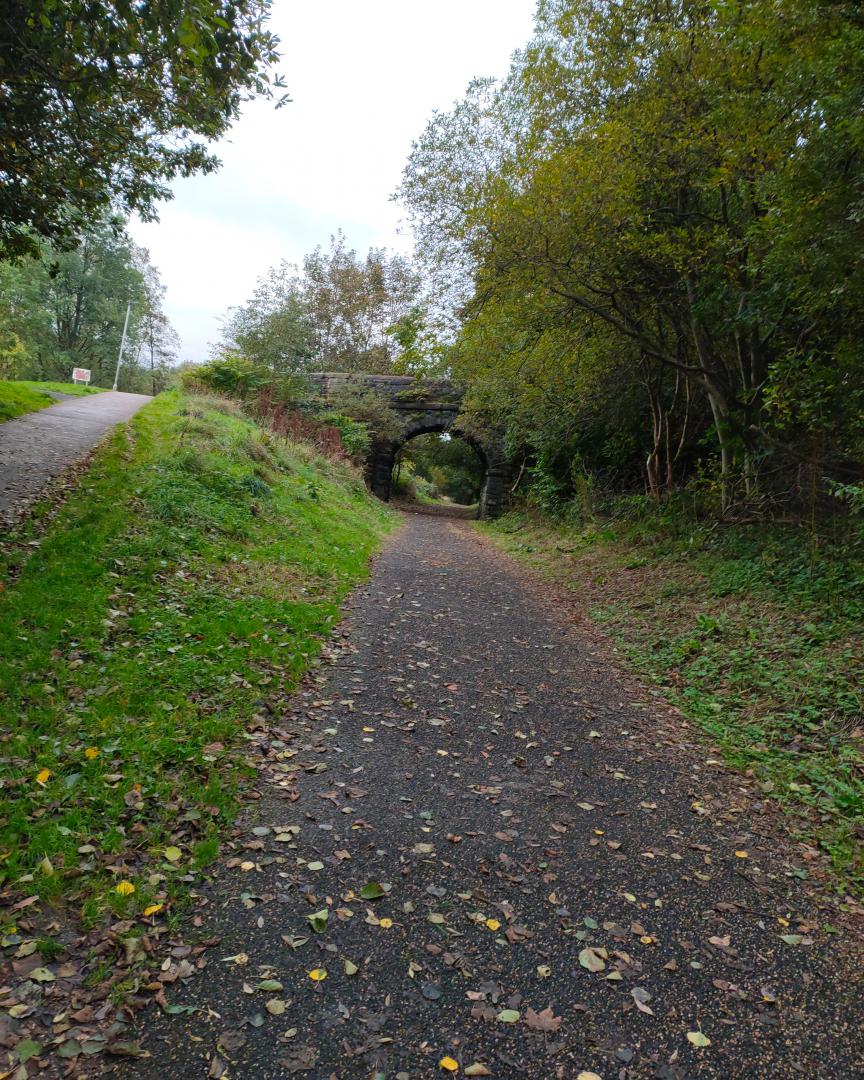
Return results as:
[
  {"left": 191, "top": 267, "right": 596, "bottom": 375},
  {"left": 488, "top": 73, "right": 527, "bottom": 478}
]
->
[
  {"left": 0, "top": 379, "right": 105, "bottom": 422},
  {"left": 0, "top": 391, "right": 394, "bottom": 917},
  {"left": 486, "top": 507, "right": 864, "bottom": 896}
]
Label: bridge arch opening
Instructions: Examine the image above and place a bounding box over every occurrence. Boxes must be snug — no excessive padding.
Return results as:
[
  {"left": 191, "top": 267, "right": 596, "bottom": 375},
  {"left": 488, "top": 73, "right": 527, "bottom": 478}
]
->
[{"left": 392, "top": 428, "right": 487, "bottom": 514}]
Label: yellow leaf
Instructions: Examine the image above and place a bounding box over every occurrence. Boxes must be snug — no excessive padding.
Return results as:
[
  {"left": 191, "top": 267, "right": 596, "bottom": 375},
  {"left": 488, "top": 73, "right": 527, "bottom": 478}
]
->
[
  {"left": 344, "top": 959, "right": 358, "bottom": 975},
  {"left": 143, "top": 903, "right": 163, "bottom": 916},
  {"left": 378, "top": 917, "right": 393, "bottom": 928},
  {"left": 439, "top": 1057, "right": 459, "bottom": 1072},
  {"left": 308, "top": 968, "right": 327, "bottom": 982},
  {"left": 36, "top": 769, "right": 51, "bottom": 785},
  {"left": 687, "top": 1031, "right": 711, "bottom": 1047},
  {"left": 115, "top": 880, "right": 135, "bottom": 896},
  {"left": 734, "top": 850, "right": 749, "bottom": 859},
  {"left": 485, "top": 918, "right": 501, "bottom": 931},
  {"left": 164, "top": 846, "right": 182, "bottom": 862},
  {"left": 84, "top": 747, "right": 99, "bottom": 760}
]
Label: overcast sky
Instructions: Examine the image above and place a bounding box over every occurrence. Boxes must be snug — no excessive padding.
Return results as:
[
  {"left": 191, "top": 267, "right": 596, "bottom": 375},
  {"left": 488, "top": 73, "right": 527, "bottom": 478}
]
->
[{"left": 128, "top": 0, "right": 536, "bottom": 363}]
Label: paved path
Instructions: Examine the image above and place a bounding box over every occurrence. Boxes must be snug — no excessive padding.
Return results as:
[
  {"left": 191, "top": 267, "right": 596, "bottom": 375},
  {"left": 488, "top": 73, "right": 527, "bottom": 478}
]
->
[
  {"left": 124, "top": 515, "right": 861, "bottom": 1079},
  {"left": 0, "top": 391, "right": 151, "bottom": 520}
]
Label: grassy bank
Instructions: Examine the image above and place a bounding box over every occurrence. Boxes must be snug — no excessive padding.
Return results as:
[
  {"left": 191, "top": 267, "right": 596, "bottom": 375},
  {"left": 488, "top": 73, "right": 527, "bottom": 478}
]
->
[
  {"left": 0, "top": 379, "right": 105, "bottom": 422},
  {"left": 0, "top": 391, "right": 393, "bottom": 918},
  {"left": 485, "top": 507, "right": 863, "bottom": 896}
]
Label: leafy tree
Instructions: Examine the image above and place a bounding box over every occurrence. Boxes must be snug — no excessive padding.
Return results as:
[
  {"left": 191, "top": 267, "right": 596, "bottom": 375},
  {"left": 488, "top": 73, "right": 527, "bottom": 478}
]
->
[
  {"left": 0, "top": 215, "right": 177, "bottom": 389},
  {"left": 216, "top": 262, "right": 314, "bottom": 374},
  {"left": 0, "top": 0, "right": 285, "bottom": 258},
  {"left": 301, "top": 233, "right": 421, "bottom": 373},
  {"left": 214, "top": 234, "right": 423, "bottom": 375},
  {"left": 399, "top": 0, "right": 864, "bottom": 514}
]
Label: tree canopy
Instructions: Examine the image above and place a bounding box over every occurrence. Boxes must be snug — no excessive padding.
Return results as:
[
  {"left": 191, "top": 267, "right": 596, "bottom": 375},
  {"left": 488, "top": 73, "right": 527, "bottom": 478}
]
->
[
  {"left": 0, "top": 0, "right": 285, "bottom": 258},
  {"left": 215, "top": 233, "right": 423, "bottom": 375},
  {"left": 399, "top": 0, "right": 864, "bottom": 514},
  {"left": 0, "top": 215, "right": 177, "bottom": 391}
]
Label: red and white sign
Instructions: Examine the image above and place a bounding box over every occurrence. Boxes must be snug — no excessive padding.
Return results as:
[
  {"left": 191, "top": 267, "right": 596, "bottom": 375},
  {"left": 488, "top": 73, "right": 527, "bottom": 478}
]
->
[{"left": 72, "top": 368, "right": 91, "bottom": 384}]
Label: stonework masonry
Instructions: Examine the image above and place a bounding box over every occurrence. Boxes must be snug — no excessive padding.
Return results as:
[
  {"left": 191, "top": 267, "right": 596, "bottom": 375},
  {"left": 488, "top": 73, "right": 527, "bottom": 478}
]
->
[{"left": 307, "top": 373, "right": 511, "bottom": 518}]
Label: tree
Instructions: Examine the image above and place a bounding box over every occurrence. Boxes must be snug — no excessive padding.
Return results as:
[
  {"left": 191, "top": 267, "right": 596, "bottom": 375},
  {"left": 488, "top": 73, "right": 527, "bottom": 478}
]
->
[
  {"left": 215, "top": 262, "right": 314, "bottom": 374},
  {"left": 0, "top": 214, "right": 177, "bottom": 389},
  {"left": 301, "top": 233, "right": 421, "bottom": 373},
  {"left": 0, "top": 0, "right": 285, "bottom": 259},
  {"left": 399, "top": 0, "right": 864, "bottom": 513},
  {"left": 214, "top": 234, "right": 423, "bottom": 375}
]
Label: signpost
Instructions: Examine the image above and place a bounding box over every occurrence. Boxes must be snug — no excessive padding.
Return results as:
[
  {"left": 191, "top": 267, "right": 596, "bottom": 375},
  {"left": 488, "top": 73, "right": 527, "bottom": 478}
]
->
[{"left": 72, "top": 367, "right": 91, "bottom": 385}]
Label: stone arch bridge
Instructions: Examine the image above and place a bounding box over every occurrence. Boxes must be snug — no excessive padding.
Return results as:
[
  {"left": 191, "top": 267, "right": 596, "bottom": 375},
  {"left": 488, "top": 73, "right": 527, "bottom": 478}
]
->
[{"left": 308, "top": 373, "right": 511, "bottom": 518}]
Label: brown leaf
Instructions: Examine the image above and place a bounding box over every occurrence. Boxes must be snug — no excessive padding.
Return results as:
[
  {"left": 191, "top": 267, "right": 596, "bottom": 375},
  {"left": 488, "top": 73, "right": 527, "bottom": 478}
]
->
[{"left": 524, "top": 1006, "right": 562, "bottom": 1032}]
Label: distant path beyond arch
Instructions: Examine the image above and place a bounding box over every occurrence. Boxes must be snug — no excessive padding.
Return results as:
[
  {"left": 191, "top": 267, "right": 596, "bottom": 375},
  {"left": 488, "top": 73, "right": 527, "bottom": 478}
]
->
[{"left": 308, "top": 373, "right": 511, "bottom": 518}]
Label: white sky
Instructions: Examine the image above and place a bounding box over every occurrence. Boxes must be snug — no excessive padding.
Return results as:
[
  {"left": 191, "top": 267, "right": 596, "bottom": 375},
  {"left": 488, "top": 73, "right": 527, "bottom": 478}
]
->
[{"left": 129, "top": 0, "right": 536, "bottom": 363}]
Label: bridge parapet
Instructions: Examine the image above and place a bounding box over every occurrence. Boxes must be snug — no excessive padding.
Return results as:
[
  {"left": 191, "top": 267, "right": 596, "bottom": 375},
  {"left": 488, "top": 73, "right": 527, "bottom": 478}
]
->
[{"left": 307, "top": 372, "right": 463, "bottom": 410}]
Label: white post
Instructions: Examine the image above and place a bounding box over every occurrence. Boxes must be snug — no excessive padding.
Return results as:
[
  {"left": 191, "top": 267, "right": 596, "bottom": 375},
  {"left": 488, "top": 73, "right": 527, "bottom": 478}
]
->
[{"left": 112, "top": 302, "right": 132, "bottom": 391}]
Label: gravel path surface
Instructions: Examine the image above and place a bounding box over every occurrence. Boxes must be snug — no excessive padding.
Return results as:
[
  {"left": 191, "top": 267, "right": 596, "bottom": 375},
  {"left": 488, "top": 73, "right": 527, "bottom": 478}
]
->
[
  {"left": 0, "top": 391, "right": 151, "bottom": 520},
  {"left": 121, "top": 513, "right": 862, "bottom": 1079}
]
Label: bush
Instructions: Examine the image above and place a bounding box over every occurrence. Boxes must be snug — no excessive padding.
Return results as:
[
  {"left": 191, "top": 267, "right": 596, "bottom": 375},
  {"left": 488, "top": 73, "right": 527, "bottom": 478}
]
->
[
  {"left": 322, "top": 386, "right": 405, "bottom": 444},
  {"left": 318, "top": 412, "right": 371, "bottom": 461},
  {"left": 181, "top": 355, "right": 267, "bottom": 399}
]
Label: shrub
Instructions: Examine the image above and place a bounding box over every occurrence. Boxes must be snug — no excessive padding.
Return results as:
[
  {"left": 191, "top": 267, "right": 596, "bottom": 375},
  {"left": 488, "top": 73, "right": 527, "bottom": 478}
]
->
[
  {"left": 318, "top": 413, "right": 371, "bottom": 461},
  {"left": 181, "top": 355, "right": 267, "bottom": 399},
  {"left": 322, "top": 386, "right": 405, "bottom": 444}
]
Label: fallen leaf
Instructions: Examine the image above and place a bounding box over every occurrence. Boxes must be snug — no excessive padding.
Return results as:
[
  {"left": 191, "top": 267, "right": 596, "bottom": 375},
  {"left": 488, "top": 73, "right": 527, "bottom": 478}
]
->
[
  {"left": 496, "top": 1009, "right": 520, "bottom": 1023},
  {"left": 687, "top": 1031, "right": 711, "bottom": 1047},
  {"left": 525, "top": 1006, "right": 561, "bottom": 1032},
  {"left": 16, "top": 1038, "right": 42, "bottom": 1063},
  {"left": 308, "top": 968, "right": 327, "bottom": 982},
  {"left": 578, "top": 947, "right": 607, "bottom": 972},
  {"left": 359, "top": 880, "right": 389, "bottom": 899},
  {"left": 307, "top": 909, "right": 329, "bottom": 933},
  {"left": 440, "top": 1056, "right": 459, "bottom": 1072}
]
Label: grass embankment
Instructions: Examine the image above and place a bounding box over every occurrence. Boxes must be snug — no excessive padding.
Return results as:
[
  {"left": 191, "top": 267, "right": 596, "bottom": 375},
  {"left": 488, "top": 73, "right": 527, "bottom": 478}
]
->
[
  {"left": 0, "top": 379, "right": 105, "bottom": 422},
  {"left": 0, "top": 391, "right": 393, "bottom": 919},
  {"left": 486, "top": 509, "right": 863, "bottom": 895}
]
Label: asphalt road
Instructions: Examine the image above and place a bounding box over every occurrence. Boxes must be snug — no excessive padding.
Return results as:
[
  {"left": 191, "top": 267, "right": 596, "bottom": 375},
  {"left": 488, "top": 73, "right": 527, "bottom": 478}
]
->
[
  {"left": 0, "top": 391, "right": 151, "bottom": 521},
  {"left": 121, "top": 513, "right": 862, "bottom": 1079}
]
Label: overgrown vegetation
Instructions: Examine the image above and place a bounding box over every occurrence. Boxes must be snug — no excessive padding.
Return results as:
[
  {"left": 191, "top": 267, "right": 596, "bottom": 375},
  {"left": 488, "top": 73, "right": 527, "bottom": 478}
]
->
[
  {"left": 400, "top": 0, "right": 864, "bottom": 518},
  {"left": 0, "top": 391, "right": 392, "bottom": 916},
  {"left": 488, "top": 506, "right": 864, "bottom": 894},
  {"left": 0, "top": 379, "right": 104, "bottom": 422},
  {"left": 186, "top": 359, "right": 408, "bottom": 459}
]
